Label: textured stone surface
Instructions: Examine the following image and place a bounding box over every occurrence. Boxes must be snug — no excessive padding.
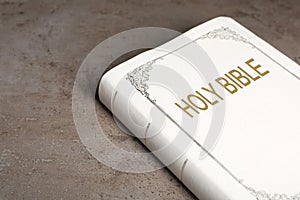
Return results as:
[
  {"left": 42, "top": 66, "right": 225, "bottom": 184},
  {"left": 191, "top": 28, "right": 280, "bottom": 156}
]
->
[{"left": 0, "top": 0, "right": 299, "bottom": 199}]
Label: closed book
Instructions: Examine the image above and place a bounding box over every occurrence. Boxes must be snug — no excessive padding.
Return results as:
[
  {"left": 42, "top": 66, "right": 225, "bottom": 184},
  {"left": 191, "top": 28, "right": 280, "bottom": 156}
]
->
[{"left": 98, "top": 17, "right": 300, "bottom": 200}]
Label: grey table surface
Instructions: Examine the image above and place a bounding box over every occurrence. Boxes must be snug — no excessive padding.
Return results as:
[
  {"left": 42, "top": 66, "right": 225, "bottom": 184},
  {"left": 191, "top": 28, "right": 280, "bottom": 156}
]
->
[{"left": 0, "top": 0, "right": 299, "bottom": 199}]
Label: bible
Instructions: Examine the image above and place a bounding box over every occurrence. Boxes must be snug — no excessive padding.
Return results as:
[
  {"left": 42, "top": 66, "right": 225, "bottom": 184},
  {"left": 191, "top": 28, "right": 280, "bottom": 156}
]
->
[{"left": 98, "top": 17, "right": 300, "bottom": 200}]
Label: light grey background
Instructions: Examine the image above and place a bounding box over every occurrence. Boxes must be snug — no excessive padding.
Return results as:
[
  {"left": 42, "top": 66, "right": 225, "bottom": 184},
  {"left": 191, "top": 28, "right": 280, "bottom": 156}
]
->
[{"left": 0, "top": 0, "right": 299, "bottom": 199}]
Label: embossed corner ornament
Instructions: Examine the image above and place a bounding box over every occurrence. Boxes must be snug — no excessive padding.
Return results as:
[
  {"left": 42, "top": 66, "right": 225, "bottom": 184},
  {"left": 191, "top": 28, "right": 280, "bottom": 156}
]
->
[
  {"left": 241, "top": 181, "right": 300, "bottom": 200},
  {"left": 254, "top": 192, "right": 300, "bottom": 200},
  {"left": 197, "top": 27, "right": 255, "bottom": 47},
  {"left": 126, "top": 59, "right": 157, "bottom": 102},
  {"left": 125, "top": 27, "right": 299, "bottom": 200}
]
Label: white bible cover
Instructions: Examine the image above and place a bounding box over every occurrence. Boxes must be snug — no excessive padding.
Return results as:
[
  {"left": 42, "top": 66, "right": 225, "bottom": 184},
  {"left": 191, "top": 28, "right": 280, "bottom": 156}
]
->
[{"left": 98, "top": 17, "right": 300, "bottom": 200}]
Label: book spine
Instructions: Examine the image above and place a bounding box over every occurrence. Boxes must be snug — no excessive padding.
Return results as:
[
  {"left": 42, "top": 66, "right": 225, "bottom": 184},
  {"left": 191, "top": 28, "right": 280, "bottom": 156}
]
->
[{"left": 98, "top": 77, "right": 255, "bottom": 200}]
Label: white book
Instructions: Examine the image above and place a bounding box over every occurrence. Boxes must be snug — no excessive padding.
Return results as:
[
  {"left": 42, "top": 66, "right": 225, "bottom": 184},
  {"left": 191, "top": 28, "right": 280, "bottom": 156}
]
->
[{"left": 98, "top": 17, "right": 300, "bottom": 200}]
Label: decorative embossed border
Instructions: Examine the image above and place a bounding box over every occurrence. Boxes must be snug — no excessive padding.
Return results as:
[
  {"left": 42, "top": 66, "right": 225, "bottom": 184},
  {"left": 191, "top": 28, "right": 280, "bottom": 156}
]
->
[{"left": 126, "top": 27, "right": 300, "bottom": 200}]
